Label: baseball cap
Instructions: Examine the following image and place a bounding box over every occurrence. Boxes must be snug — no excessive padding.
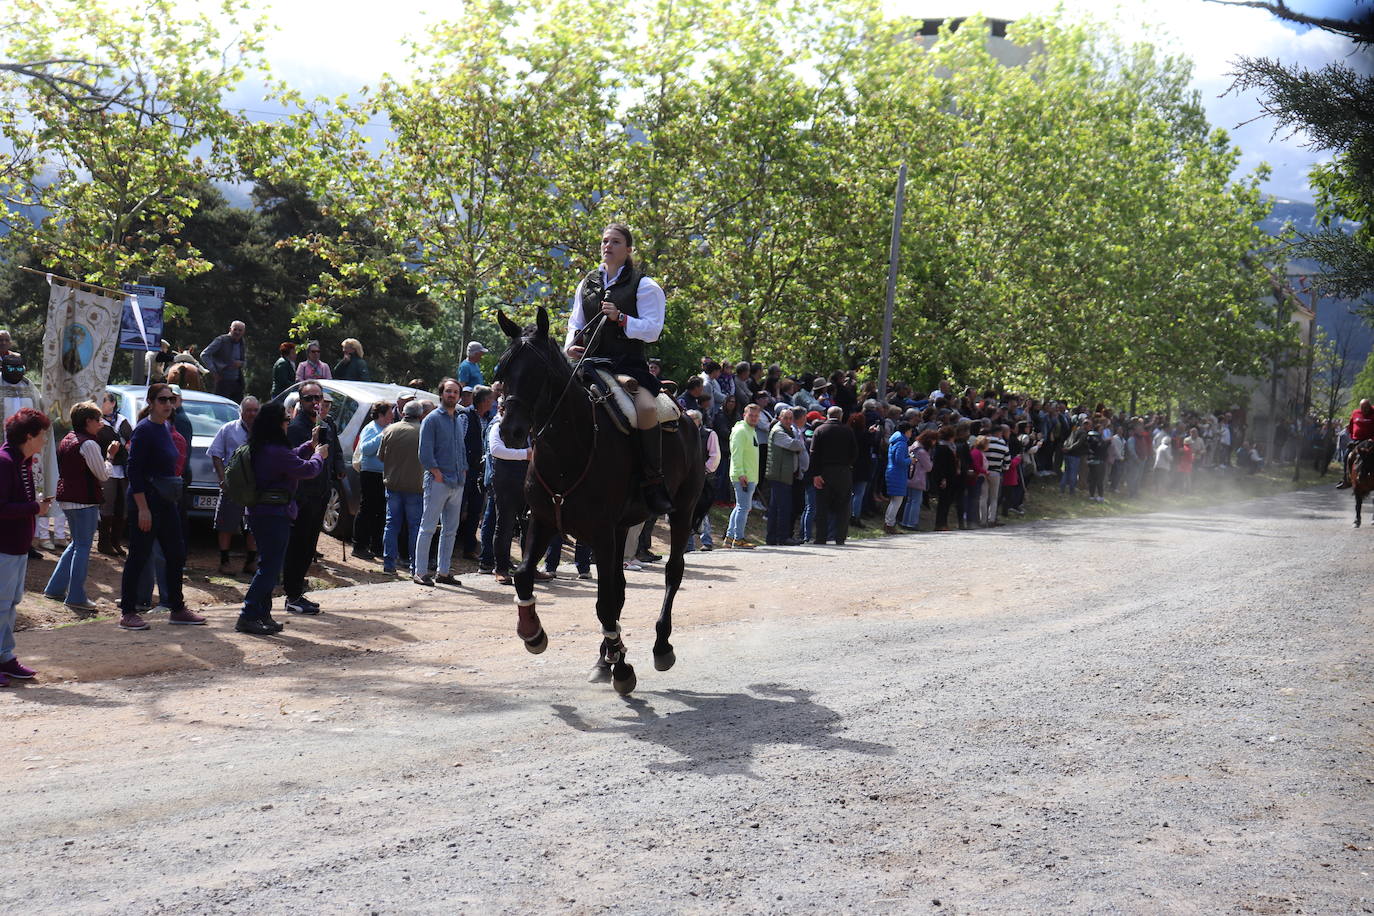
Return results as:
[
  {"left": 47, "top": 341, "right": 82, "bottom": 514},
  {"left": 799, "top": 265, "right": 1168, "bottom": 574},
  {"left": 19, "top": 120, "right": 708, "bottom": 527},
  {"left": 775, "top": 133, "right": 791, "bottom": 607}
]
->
[{"left": 467, "top": 341, "right": 488, "bottom": 355}]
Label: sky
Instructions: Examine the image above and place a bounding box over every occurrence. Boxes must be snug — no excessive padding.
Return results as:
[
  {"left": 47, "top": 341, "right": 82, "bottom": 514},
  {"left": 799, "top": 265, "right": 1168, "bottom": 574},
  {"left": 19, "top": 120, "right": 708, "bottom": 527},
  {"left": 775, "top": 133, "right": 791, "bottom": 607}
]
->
[{"left": 224, "top": 0, "right": 1371, "bottom": 204}]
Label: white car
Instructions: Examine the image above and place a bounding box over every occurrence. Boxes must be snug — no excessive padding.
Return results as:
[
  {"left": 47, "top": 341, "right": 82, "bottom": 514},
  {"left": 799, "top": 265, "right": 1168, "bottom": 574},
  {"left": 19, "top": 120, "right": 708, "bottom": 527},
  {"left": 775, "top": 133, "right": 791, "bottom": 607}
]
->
[
  {"left": 271, "top": 379, "right": 438, "bottom": 538},
  {"left": 105, "top": 384, "right": 242, "bottom": 519}
]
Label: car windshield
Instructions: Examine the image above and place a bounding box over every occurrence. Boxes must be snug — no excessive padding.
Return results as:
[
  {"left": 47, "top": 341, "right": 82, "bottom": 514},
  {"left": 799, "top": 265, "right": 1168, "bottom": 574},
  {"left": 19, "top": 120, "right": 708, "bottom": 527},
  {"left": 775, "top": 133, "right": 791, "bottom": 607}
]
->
[{"left": 180, "top": 400, "right": 241, "bottom": 437}]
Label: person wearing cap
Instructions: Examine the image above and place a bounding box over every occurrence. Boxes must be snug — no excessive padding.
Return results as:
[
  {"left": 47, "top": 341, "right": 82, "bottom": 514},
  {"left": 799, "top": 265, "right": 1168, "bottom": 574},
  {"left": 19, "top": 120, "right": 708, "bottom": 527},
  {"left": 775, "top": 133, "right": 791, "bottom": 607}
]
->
[
  {"left": 295, "top": 341, "right": 332, "bottom": 382},
  {"left": 563, "top": 222, "right": 673, "bottom": 514},
  {"left": 459, "top": 341, "right": 488, "bottom": 390},
  {"left": 379, "top": 398, "right": 426, "bottom": 576},
  {"left": 333, "top": 338, "right": 371, "bottom": 381}
]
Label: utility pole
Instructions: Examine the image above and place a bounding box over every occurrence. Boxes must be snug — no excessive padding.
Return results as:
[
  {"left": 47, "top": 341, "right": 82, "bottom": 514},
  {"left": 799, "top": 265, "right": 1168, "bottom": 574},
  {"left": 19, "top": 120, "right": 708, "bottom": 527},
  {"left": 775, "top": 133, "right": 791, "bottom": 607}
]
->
[{"left": 877, "top": 163, "right": 907, "bottom": 405}]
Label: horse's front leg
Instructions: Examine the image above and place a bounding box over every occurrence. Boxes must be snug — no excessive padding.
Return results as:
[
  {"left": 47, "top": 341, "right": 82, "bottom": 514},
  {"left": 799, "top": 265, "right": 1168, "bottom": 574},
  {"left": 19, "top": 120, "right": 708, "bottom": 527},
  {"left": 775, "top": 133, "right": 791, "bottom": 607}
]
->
[
  {"left": 653, "top": 501, "right": 694, "bottom": 671},
  {"left": 588, "top": 527, "right": 635, "bottom": 694},
  {"left": 514, "top": 512, "right": 558, "bottom": 653},
  {"left": 1356, "top": 492, "right": 1363, "bottom": 529}
]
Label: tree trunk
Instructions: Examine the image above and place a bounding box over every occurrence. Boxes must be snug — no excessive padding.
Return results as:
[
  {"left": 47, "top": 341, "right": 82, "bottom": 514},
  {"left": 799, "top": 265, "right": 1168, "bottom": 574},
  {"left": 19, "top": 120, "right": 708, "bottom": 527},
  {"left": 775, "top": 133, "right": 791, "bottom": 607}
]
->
[{"left": 462, "top": 283, "right": 477, "bottom": 358}]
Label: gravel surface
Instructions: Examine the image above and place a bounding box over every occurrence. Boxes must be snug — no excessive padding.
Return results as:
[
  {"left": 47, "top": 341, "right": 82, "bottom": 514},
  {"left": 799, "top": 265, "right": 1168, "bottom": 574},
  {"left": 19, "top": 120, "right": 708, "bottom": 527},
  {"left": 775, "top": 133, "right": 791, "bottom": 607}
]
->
[{"left": 1, "top": 485, "right": 1370, "bottom": 914}]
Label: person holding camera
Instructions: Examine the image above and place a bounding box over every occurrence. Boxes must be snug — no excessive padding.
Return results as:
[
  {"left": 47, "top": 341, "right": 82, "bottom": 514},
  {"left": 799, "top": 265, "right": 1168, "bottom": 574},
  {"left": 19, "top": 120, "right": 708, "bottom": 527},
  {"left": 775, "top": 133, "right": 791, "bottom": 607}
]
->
[
  {"left": 282, "top": 380, "right": 342, "bottom": 616},
  {"left": 236, "top": 401, "right": 329, "bottom": 635}
]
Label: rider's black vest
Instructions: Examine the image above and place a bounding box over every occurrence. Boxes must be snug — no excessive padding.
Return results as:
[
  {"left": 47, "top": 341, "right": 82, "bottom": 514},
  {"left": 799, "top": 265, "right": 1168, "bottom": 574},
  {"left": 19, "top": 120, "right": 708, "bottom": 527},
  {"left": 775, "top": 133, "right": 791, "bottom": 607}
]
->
[{"left": 578, "top": 265, "right": 644, "bottom": 360}]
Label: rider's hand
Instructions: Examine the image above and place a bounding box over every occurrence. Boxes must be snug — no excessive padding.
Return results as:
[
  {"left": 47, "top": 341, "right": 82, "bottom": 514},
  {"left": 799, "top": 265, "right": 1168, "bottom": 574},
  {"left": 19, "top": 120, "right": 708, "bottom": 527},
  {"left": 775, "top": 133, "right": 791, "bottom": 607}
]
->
[
  {"left": 567, "top": 345, "right": 586, "bottom": 359},
  {"left": 600, "top": 301, "right": 621, "bottom": 322}
]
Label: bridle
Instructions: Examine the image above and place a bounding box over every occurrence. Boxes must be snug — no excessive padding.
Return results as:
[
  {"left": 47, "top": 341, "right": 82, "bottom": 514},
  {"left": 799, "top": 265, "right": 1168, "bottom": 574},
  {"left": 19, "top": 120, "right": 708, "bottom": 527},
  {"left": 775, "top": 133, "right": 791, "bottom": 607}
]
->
[{"left": 498, "top": 317, "right": 609, "bottom": 533}]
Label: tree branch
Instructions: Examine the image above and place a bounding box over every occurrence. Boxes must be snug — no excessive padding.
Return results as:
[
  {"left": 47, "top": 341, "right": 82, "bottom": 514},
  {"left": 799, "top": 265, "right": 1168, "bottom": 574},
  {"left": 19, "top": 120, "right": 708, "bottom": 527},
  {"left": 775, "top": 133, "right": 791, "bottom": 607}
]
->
[{"left": 1201, "top": 0, "right": 1374, "bottom": 44}]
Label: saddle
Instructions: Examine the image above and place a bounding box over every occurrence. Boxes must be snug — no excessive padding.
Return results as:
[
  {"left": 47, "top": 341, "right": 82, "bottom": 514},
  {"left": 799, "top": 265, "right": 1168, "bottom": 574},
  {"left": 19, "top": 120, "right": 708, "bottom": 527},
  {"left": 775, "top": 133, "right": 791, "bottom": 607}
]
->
[{"left": 585, "top": 369, "right": 680, "bottom": 436}]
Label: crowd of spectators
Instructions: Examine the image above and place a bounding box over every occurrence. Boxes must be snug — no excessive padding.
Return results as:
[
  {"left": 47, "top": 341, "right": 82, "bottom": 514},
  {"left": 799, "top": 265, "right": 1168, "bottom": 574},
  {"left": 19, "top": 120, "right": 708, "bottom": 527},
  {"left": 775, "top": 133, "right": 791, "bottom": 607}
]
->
[{"left": 0, "top": 320, "right": 1357, "bottom": 684}]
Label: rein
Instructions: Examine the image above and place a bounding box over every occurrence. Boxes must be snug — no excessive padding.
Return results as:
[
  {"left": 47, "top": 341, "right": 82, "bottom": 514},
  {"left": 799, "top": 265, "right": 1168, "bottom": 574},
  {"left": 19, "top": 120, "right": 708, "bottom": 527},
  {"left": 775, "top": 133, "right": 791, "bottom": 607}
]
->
[{"left": 513, "top": 324, "right": 607, "bottom": 533}]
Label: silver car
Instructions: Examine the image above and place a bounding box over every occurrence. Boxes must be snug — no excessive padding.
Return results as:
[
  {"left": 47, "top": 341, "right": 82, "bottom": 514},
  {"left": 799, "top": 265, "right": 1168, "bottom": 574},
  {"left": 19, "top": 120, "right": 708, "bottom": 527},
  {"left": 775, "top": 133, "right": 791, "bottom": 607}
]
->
[
  {"left": 105, "top": 384, "right": 242, "bottom": 519},
  {"left": 271, "top": 379, "right": 438, "bottom": 539}
]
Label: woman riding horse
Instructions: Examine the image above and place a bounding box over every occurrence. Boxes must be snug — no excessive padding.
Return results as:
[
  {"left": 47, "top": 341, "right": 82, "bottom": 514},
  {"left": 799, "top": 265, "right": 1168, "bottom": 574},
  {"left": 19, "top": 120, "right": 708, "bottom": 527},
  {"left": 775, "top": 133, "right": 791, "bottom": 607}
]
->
[{"left": 564, "top": 223, "right": 674, "bottom": 514}]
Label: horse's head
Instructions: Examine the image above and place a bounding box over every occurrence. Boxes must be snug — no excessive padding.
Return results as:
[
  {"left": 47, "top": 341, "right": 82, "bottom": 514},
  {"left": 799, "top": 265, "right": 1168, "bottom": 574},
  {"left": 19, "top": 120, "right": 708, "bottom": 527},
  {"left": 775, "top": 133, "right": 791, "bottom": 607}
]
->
[
  {"left": 1354, "top": 440, "right": 1374, "bottom": 488},
  {"left": 492, "top": 306, "right": 569, "bottom": 449}
]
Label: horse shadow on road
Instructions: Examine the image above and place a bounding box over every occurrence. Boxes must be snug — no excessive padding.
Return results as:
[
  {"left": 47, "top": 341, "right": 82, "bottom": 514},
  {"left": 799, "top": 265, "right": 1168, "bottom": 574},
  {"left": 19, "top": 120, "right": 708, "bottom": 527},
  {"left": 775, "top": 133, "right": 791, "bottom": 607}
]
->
[{"left": 552, "top": 683, "right": 891, "bottom": 777}]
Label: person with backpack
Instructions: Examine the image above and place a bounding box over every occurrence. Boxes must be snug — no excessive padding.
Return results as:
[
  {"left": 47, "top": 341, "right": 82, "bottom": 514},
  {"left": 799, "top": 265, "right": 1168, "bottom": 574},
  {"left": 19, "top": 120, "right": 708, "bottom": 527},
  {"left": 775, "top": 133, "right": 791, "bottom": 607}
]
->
[{"left": 233, "top": 400, "right": 328, "bottom": 635}]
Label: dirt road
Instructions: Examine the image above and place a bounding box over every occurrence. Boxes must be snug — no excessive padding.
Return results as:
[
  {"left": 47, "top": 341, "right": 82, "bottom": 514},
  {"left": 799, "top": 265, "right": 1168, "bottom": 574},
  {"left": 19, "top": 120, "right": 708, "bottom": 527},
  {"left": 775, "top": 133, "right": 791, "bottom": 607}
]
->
[{"left": 1, "top": 486, "right": 1370, "bottom": 914}]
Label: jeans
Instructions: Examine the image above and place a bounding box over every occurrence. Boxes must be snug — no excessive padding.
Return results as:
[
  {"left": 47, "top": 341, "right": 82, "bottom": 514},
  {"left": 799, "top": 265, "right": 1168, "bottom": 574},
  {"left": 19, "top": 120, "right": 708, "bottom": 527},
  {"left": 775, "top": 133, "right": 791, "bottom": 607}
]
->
[
  {"left": 44, "top": 504, "right": 99, "bottom": 605},
  {"left": 477, "top": 488, "right": 497, "bottom": 569},
  {"left": 962, "top": 478, "right": 984, "bottom": 526},
  {"left": 1060, "top": 455, "right": 1081, "bottom": 494},
  {"left": 0, "top": 552, "right": 26, "bottom": 663},
  {"left": 766, "top": 480, "right": 793, "bottom": 545},
  {"left": 242, "top": 514, "right": 291, "bottom": 620},
  {"left": 415, "top": 473, "right": 464, "bottom": 578},
  {"left": 901, "top": 486, "right": 924, "bottom": 528},
  {"left": 383, "top": 489, "right": 424, "bottom": 572},
  {"left": 728, "top": 480, "right": 756, "bottom": 540},
  {"left": 801, "top": 481, "right": 817, "bottom": 542},
  {"left": 120, "top": 490, "right": 186, "bottom": 615},
  {"left": 850, "top": 480, "right": 868, "bottom": 519}
]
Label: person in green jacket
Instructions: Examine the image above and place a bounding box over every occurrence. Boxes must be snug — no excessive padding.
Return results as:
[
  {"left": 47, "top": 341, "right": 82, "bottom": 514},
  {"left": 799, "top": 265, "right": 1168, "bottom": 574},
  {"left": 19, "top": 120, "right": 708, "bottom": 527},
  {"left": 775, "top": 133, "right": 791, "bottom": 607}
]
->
[
  {"left": 270, "top": 342, "right": 297, "bottom": 400},
  {"left": 725, "top": 403, "right": 761, "bottom": 548}
]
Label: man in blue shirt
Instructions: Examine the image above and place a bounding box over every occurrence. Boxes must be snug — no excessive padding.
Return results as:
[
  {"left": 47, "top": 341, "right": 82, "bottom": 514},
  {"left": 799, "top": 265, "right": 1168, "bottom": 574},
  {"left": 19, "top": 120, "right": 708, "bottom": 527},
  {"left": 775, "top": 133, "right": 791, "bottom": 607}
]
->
[
  {"left": 414, "top": 378, "right": 468, "bottom": 586},
  {"left": 457, "top": 341, "right": 487, "bottom": 391}
]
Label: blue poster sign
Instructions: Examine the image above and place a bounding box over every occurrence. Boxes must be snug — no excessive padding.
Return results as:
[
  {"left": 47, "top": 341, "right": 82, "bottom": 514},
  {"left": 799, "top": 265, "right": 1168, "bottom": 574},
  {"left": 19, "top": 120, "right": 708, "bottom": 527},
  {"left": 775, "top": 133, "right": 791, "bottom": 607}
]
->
[{"left": 117, "top": 283, "right": 165, "bottom": 351}]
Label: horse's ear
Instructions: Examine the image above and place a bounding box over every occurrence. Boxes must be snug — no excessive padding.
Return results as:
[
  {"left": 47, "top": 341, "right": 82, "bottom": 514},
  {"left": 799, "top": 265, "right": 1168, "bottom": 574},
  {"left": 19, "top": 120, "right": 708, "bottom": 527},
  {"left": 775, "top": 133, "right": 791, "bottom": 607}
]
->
[
  {"left": 496, "top": 309, "right": 522, "bottom": 340},
  {"left": 535, "top": 307, "right": 550, "bottom": 339}
]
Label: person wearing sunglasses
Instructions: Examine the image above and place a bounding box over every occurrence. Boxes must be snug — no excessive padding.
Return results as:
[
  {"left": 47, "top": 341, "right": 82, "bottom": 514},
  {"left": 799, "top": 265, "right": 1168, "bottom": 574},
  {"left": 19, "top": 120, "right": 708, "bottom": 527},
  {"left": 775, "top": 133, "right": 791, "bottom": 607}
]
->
[
  {"left": 281, "top": 380, "right": 342, "bottom": 615},
  {"left": 295, "top": 340, "right": 332, "bottom": 382},
  {"left": 116, "top": 383, "right": 206, "bottom": 630}
]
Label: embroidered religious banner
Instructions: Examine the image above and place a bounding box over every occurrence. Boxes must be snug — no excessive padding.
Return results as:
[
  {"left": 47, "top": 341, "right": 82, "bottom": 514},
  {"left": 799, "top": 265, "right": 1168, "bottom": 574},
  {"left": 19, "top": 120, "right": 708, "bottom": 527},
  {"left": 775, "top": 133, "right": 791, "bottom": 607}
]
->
[{"left": 40, "top": 275, "right": 125, "bottom": 427}]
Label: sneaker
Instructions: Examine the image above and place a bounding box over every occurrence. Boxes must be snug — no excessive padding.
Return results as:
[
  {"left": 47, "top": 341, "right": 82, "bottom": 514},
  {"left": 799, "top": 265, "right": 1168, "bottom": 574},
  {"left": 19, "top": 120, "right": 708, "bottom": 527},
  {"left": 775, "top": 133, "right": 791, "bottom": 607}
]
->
[
  {"left": 577, "top": 571, "right": 593, "bottom": 580},
  {"left": 533, "top": 570, "right": 554, "bottom": 581},
  {"left": 435, "top": 574, "right": 460, "bottom": 585},
  {"left": 118, "top": 614, "right": 150, "bottom": 631},
  {"left": 63, "top": 600, "right": 99, "bottom": 613},
  {"left": 701, "top": 543, "right": 714, "bottom": 551},
  {"left": 477, "top": 565, "right": 495, "bottom": 575},
  {"left": 732, "top": 539, "right": 756, "bottom": 550},
  {"left": 382, "top": 564, "right": 397, "bottom": 574},
  {"left": 636, "top": 552, "right": 663, "bottom": 563},
  {"left": 285, "top": 597, "right": 321, "bottom": 615},
  {"left": 0, "top": 658, "right": 37, "bottom": 679},
  {"left": 134, "top": 602, "right": 153, "bottom": 613},
  {"left": 168, "top": 607, "right": 207, "bottom": 625},
  {"left": 39, "top": 538, "right": 56, "bottom": 550},
  {"left": 413, "top": 574, "right": 435, "bottom": 587},
  {"left": 722, "top": 537, "right": 735, "bottom": 549},
  {"left": 0, "top": 672, "right": 8, "bottom": 687},
  {"left": 623, "top": 560, "right": 643, "bottom": 571}
]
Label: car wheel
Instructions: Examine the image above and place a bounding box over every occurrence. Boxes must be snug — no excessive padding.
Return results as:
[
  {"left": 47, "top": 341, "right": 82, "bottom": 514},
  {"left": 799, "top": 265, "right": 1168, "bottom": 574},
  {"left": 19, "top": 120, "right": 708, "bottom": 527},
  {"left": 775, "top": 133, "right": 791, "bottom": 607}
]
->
[{"left": 323, "top": 482, "right": 354, "bottom": 540}]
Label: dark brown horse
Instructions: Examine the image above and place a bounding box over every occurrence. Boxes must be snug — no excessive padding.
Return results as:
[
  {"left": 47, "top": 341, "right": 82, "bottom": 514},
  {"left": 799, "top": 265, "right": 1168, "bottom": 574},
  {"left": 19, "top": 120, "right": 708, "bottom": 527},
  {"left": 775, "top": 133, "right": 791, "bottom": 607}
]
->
[
  {"left": 492, "top": 307, "right": 706, "bottom": 694},
  {"left": 1352, "top": 440, "right": 1374, "bottom": 527}
]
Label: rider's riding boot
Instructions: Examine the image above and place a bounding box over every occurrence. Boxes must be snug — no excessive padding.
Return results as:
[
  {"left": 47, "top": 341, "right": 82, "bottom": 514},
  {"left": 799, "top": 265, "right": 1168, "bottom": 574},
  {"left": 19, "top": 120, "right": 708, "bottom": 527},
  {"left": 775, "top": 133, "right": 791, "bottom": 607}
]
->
[{"left": 637, "top": 427, "right": 675, "bottom": 514}]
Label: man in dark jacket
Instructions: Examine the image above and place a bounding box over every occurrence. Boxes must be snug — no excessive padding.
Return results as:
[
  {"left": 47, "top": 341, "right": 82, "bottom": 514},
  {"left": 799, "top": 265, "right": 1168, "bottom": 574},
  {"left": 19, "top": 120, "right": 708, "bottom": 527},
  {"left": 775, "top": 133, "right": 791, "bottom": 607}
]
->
[
  {"left": 201, "top": 321, "right": 247, "bottom": 402},
  {"left": 282, "top": 381, "right": 341, "bottom": 615},
  {"left": 809, "top": 406, "right": 857, "bottom": 545}
]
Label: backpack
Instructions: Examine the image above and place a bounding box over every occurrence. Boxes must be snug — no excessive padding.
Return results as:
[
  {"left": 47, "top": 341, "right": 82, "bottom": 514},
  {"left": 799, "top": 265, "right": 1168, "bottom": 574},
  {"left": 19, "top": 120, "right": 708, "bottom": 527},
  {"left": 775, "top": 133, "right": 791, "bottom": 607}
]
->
[{"left": 222, "top": 444, "right": 289, "bottom": 507}]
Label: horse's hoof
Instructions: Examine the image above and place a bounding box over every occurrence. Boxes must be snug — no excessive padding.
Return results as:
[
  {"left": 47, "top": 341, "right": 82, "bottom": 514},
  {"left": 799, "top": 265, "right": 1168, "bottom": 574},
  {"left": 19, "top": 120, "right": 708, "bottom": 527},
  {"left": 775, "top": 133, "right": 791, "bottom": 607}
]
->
[
  {"left": 523, "top": 629, "right": 548, "bottom": 654},
  {"left": 588, "top": 661, "right": 612, "bottom": 683},
  {"left": 612, "top": 663, "right": 637, "bottom": 695},
  {"left": 653, "top": 649, "right": 676, "bottom": 671}
]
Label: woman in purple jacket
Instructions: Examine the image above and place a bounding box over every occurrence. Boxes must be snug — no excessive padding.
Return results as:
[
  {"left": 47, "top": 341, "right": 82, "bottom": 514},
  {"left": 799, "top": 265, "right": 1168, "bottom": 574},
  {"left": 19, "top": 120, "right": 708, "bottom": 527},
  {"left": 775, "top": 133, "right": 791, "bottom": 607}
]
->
[
  {"left": 0, "top": 407, "right": 52, "bottom": 686},
  {"left": 237, "top": 400, "right": 327, "bottom": 635}
]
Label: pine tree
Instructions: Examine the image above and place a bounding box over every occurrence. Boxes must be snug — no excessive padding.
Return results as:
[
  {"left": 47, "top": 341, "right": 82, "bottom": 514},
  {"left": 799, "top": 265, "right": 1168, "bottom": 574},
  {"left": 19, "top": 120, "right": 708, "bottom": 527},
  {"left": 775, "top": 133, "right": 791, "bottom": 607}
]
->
[{"left": 1211, "top": 1, "right": 1374, "bottom": 299}]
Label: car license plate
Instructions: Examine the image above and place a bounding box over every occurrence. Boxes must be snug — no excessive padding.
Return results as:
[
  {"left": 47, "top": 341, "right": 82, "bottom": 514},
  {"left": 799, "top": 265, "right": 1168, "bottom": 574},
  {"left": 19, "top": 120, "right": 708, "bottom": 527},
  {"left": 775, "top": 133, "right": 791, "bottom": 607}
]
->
[{"left": 194, "top": 494, "right": 219, "bottom": 510}]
